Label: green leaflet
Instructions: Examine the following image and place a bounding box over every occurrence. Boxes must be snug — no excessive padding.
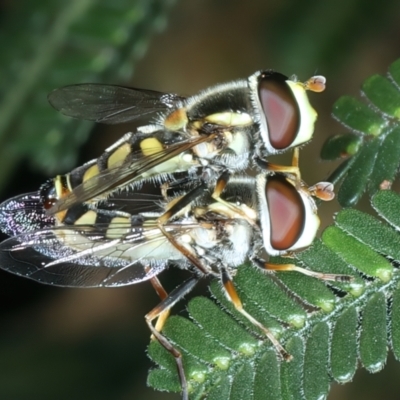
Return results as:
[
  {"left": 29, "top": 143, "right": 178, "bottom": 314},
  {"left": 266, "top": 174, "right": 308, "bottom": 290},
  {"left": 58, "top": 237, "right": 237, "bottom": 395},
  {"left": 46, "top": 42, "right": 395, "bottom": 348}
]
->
[
  {"left": 322, "top": 57, "right": 400, "bottom": 207},
  {"left": 188, "top": 297, "right": 258, "bottom": 354},
  {"left": 253, "top": 350, "right": 282, "bottom": 400},
  {"left": 230, "top": 362, "right": 254, "bottom": 400},
  {"left": 320, "top": 132, "right": 362, "bottom": 160},
  {"left": 280, "top": 337, "right": 304, "bottom": 400},
  {"left": 303, "top": 322, "right": 330, "bottom": 400},
  {"left": 233, "top": 265, "right": 306, "bottom": 328},
  {"left": 359, "top": 292, "right": 388, "bottom": 372},
  {"left": 336, "top": 135, "right": 381, "bottom": 207},
  {"left": 210, "top": 278, "right": 284, "bottom": 337},
  {"left": 362, "top": 75, "right": 400, "bottom": 119},
  {"left": 372, "top": 190, "right": 400, "bottom": 229},
  {"left": 335, "top": 208, "right": 400, "bottom": 261},
  {"left": 390, "top": 286, "right": 400, "bottom": 361},
  {"left": 368, "top": 127, "right": 400, "bottom": 195},
  {"left": 322, "top": 225, "right": 393, "bottom": 282},
  {"left": 330, "top": 306, "right": 358, "bottom": 382},
  {"left": 332, "top": 96, "right": 385, "bottom": 136}
]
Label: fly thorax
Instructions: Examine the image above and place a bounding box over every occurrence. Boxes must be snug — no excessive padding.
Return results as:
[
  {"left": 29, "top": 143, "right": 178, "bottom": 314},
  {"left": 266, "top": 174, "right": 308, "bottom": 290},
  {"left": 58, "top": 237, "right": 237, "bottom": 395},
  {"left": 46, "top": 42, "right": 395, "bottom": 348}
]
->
[
  {"left": 212, "top": 130, "right": 251, "bottom": 170},
  {"left": 226, "top": 129, "right": 251, "bottom": 157},
  {"left": 192, "top": 141, "right": 216, "bottom": 159},
  {"left": 223, "top": 220, "right": 252, "bottom": 266},
  {"left": 188, "top": 226, "right": 219, "bottom": 250}
]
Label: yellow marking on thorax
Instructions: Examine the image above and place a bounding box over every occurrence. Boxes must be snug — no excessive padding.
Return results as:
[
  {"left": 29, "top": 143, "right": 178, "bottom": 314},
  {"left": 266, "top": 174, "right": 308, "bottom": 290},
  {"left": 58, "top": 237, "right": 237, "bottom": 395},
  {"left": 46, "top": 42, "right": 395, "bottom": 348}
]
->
[
  {"left": 140, "top": 138, "right": 163, "bottom": 156},
  {"left": 66, "top": 174, "right": 73, "bottom": 192},
  {"left": 205, "top": 112, "right": 252, "bottom": 126},
  {"left": 54, "top": 176, "right": 64, "bottom": 198},
  {"left": 83, "top": 164, "right": 100, "bottom": 182},
  {"left": 52, "top": 176, "right": 69, "bottom": 223},
  {"left": 107, "top": 143, "right": 131, "bottom": 168},
  {"left": 106, "top": 216, "right": 131, "bottom": 239}
]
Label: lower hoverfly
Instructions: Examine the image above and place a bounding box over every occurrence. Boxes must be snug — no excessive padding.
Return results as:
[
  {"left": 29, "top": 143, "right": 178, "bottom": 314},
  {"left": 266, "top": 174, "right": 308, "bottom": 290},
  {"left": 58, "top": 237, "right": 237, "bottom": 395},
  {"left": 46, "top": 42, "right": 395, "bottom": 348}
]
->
[
  {"left": 46, "top": 71, "right": 326, "bottom": 215},
  {"left": 0, "top": 152, "right": 351, "bottom": 400}
]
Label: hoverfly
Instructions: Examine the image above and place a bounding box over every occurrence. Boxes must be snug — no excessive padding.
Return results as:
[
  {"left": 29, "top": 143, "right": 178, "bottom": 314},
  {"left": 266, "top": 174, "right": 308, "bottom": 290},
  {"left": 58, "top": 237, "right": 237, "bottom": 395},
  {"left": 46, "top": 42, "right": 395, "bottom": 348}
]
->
[
  {"left": 45, "top": 71, "right": 326, "bottom": 215},
  {"left": 0, "top": 151, "right": 351, "bottom": 400}
]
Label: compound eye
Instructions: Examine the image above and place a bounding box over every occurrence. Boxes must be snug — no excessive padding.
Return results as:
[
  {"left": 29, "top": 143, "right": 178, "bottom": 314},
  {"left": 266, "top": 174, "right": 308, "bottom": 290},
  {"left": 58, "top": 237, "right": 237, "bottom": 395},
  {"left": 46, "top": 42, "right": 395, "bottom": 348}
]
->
[
  {"left": 265, "top": 174, "right": 305, "bottom": 250},
  {"left": 258, "top": 71, "right": 300, "bottom": 150}
]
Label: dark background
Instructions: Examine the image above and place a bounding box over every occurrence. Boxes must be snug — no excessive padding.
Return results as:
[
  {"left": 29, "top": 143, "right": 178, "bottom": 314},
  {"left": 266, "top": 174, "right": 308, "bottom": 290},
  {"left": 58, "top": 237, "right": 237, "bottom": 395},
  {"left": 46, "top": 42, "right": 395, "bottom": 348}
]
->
[{"left": 1, "top": 0, "right": 400, "bottom": 399}]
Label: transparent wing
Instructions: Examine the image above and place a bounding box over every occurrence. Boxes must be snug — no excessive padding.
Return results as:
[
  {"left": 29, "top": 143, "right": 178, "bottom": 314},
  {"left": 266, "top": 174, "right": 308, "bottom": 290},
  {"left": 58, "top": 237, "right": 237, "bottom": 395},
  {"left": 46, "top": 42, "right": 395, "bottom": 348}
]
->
[
  {"left": 47, "top": 84, "right": 185, "bottom": 124},
  {"left": 0, "top": 190, "right": 167, "bottom": 236},
  {"left": 47, "top": 134, "right": 213, "bottom": 214},
  {"left": 0, "top": 235, "right": 166, "bottom": 287},
  {"left": 0, "top": 219, "right": 195, "bottom": 287},
  {"left": 0, "top": 192, "right": 55, "bottom": 237}
]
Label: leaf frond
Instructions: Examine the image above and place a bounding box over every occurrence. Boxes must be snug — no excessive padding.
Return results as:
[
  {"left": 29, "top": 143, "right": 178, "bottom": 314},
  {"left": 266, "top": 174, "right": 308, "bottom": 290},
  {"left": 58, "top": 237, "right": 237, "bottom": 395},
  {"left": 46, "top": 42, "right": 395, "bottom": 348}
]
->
[{"left": 321, "top": 58, "right": 400, "bottom": 207}]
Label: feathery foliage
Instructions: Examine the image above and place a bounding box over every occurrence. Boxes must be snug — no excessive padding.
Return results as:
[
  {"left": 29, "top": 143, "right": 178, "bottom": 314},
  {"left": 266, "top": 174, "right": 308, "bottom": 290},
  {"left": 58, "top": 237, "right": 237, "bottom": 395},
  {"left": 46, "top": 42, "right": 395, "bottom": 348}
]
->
[{"left": 321, "top": 58, "right": 400, "bottom": 207}]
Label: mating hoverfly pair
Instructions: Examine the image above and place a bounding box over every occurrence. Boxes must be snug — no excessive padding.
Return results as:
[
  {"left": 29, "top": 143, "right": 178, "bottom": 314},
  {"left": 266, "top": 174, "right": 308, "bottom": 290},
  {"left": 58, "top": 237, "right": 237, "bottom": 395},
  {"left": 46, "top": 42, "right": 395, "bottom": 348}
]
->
[{"left": 0, "top": 70, "right": 351, "bottom": 399}]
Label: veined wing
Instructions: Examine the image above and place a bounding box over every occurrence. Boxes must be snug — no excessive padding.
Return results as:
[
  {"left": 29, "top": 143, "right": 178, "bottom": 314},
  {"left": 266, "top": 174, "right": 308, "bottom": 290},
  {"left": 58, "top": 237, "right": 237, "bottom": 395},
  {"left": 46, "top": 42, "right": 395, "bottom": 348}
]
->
[
  {"left": 48, "top": 84, "right": 185, "bottom": 124},
  {"left": 0, "top": 192, "right": 55, "bottom": 236},
  {"left": 0, "top": 219, "right": 196, "bottom": 287},
  {"left": 47, "top": 134, "right": 215, "bottom": 215},
  {"left": 0, "top": 191, "right": 167, "bottom": 237}
]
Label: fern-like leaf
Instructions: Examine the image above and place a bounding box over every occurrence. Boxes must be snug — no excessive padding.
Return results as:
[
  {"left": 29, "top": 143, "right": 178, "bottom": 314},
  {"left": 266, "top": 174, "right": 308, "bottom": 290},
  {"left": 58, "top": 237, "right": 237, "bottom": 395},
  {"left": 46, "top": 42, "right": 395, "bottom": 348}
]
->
[
  {"left": 321, "top": 58, "right": 400, "bottom": 207},
  {"left": 148, "top": 190, "right": 400, "bottom": 399}
]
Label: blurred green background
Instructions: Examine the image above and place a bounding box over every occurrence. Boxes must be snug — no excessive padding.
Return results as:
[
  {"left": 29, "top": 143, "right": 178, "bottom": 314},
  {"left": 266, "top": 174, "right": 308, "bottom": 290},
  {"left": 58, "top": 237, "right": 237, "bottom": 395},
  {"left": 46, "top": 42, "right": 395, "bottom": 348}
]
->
[{"left": 1, "top": 0, "right": 400, "bottom": 399}]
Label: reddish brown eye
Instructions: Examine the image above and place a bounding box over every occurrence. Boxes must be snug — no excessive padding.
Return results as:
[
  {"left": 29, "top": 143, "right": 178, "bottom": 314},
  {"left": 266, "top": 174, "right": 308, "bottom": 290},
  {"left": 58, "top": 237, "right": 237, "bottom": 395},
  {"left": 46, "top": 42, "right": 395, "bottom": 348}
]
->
[
  {"left": 258, "top": 72, "right": 300, "bottom": 150},
  {"left": 266, "top": 175, "right": 305, "bottom": 250}
]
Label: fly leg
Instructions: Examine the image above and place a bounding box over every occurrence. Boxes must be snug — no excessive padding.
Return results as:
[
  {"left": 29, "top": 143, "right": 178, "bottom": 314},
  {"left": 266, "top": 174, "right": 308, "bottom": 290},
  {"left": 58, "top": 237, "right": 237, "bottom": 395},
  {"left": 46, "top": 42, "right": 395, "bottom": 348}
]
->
[
  {"left": 158, "top": 183, "right": 211, "bottom": 275},
  {"left": 146, "top": 276, "right": 199, "bottom": 400},
  {"left": 255, "top": 147, "right": 301, "bottom": 180},
  {"left": 256, "top": 149, "right": 336, "bottom": 202},
  {"left": 146, "top": 269, "right": 170, "bottom": 334},
  {"left": 154, "top": 183, "right": 225, "bottom": 397},
  {"left": 160, "top": 174, "right": 201, "bottom": 202},
  {"left": 252, "top": 257, "right": 353, "bottom": 283},
  {"left": 220, "top": 267, "right": 292, "bottom": 361},
  {"left": 210, "top": 170, "right": 258, "bottom": 226}
]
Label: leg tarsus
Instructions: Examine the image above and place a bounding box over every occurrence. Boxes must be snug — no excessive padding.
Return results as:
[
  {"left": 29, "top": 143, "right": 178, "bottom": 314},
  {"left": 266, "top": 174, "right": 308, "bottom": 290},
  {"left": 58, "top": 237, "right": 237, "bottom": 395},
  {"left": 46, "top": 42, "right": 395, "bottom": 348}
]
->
[
  {"left": 220, "top": 267, "right": 292, "bottom": 361},
  {"left": 254, "top": 258, "right": 353, "bottom": 283},
  {"left": 146, "top": 276, "right": 199, "bottom": 400}
]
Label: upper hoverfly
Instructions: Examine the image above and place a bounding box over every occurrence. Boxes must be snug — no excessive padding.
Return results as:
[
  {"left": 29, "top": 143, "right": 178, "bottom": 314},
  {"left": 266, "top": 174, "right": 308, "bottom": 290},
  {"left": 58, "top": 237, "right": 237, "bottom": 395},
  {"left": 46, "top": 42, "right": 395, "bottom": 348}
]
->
[
  {"left": 45, "top": 71, "right": 326, "bottom": 215},
  {"left": 0, "top": 150, "right": 351, "bottom": 400}
]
